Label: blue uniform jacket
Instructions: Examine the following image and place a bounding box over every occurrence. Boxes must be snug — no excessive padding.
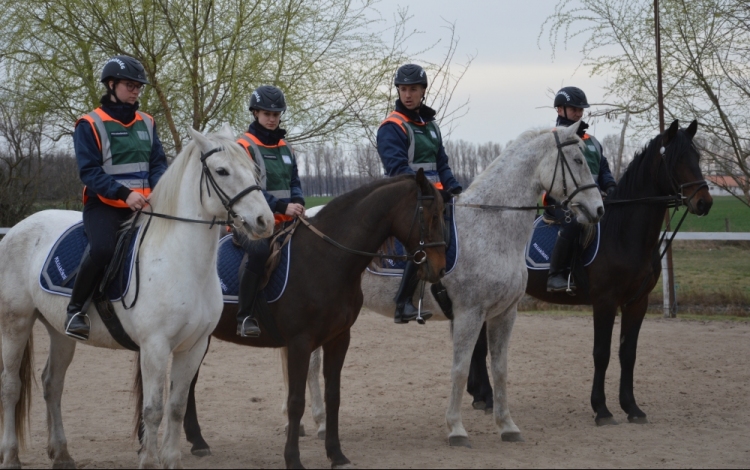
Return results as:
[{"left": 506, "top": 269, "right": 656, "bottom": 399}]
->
[
  {"left": 74, "top": 113, "right": 168, "bottom": 202},
  {"left": 245, "top": 124, "right": 305, "bottom": 214},
  {"left": 376, "top": 102, "right": 461, "bottom": 192}
]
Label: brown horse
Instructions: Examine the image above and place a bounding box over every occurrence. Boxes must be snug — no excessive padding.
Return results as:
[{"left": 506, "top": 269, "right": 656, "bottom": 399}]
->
[
  {"left": 469, "top": 120, "right": 713, "bottom": 425},
  {"left": 137, "top": 171, "right": 446, "bottom": 468}
]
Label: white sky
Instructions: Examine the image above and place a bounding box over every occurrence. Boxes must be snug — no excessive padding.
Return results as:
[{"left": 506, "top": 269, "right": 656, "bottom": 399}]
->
[{"left": 375, "top": 0, "right": 624, "bottom": 145}]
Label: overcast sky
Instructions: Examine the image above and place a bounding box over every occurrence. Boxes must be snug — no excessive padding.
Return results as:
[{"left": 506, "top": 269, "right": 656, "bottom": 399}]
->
[{"left": 375, "top": 0, "right": 624, "bottom": 145}]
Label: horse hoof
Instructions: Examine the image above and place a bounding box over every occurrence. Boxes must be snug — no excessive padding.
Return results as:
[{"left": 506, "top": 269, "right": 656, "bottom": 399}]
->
[
  {"left": 595, "top": 416, "right": 619, "bottom": 426},
  {"left": 472, "top": 401, "right": 487, "bottom": 411},
  {"left": 190, "top": 447, "right": 212, "bottom": 457},
  {"left": 484, "top": 406, "right": 493, "bottom": 416},
  {"left": 448, "top": 435, "right": 472, "bottom": 448},
  {"left": 501, "top": 432, "right": 524, "bottom": 442},
  {"left": 628, "top": 415, "right": 649, "bottom": 424},
  {"left": 317, "top": 428, "right": 326, "bottom": 440}
]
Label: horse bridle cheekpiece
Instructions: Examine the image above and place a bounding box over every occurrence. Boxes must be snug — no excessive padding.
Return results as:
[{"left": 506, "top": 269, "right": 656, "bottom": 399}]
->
[
  {"left": 199, "top": 147, "right": 263, "bottom": 229},
  {"left": 407, "top": 186, "right": 446, "bottom": 264},
  {"left": 549, "top": 130, "right": 599, "bottom": 210}
]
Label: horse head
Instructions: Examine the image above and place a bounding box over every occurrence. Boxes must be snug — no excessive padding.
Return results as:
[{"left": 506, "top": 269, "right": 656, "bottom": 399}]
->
[
  {"left": 187, "top": 126, "right": 274, "bottom": 239},
  {"left": 394, "top": 169, "right": 446, "bottom": 284},
  {"left": 541, "top": 122, "right": 605, "bottom": 224},
  {"left": 660, "top": 120, "right": 712, "bottom": 216}
]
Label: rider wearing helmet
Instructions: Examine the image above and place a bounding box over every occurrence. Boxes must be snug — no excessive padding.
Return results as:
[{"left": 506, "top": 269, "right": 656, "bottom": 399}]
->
[
  {"left": 235, "top": 85, "right": 304, "bottom": 337},
  {"left": 547, "top": 86, "right": 616, "bottom": 293},
  {"left": 377, "top": 63, "right": 462, "bottom": 324},
  {"left": 66, "top": 55, "right": 168, "bottom": 340}
]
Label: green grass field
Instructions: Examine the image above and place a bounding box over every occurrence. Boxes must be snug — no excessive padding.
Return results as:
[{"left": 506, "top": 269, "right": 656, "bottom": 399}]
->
[{"left": 675, "top": 196, "right": 750, "bottom": 232}]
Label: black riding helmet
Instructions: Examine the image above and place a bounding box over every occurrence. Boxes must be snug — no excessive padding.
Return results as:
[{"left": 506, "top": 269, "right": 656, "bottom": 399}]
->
[
  {"left": 553, "top": 86, "right": 590, "bottom": 109},
  {"left": 100, "top": 56, "right": 150, "bottom": 85},
  {"left": 249, "top": 85, "right": 287, "bottom": 113},
  {"left": 394, "top": 64, "right": 428, "bottom": 88}
]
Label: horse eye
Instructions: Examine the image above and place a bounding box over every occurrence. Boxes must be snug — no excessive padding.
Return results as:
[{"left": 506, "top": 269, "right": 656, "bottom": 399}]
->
[
  {"left": 216, "top": 168, "right": 229, "bottom": 176},
  {"left": 574, "top": 158, "right": 583, "bottom": 165}
]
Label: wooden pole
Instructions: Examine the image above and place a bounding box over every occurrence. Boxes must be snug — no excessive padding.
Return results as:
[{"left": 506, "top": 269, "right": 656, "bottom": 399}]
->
[{"left": 655, "top": 0, "right": 677, "bottom": 318}]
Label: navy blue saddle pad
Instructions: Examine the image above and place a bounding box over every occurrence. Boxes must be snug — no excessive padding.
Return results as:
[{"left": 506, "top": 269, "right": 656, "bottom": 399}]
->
[
  {"left": 39, "top": 221, "right": 139, "bottom": 301},
  {"left": 525, "top": 216, "right": 600, "bottom": 270},
  {"left": 367, "top": 204, "right": 459, "bottom": 277},
  {"left": 217, "top": 235, "right": 291, "bottom": 304}
]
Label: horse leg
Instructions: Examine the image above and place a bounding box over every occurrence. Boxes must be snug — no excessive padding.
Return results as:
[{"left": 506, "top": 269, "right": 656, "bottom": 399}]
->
[
  {"left": 138, "top": 341, "right": 170, "bottom": 469},
  {"left": 0, "top": 316, "right": 35, "bottom": 469},
  {"left": 183, "top": 338, "right": 211, "bottom": 457},
  {"left": 619, "top": 296, "right": 648, "bottom": 424},
  {"left": 591, "top": 303, "right": 618, "bottom": 426},
  {"left": 40, "top": 321, "right": 77, "bottom": 469},
  {"left": 322, "top": 332, "right": 351, "bottom": 469},
  {"left": 445, "top": 309, "right": 484, "bottom": 448},
  {"left": 308, "top": 347, "right": 326, "bottom": 440},
  {"left": 486, "top": 309, "right": 523, "bottom": 442},
  {"left": 467, "top": 323, "right": 494, "bottom": 413},
  {"left": 280, "top": 348, "right": 306, "bottom": 438},
  {"left": 160, "top": 337, "right": 210, "bottom": 469},
  {"left": 284, "top": 339, "right": 311, "bottom": 469}
]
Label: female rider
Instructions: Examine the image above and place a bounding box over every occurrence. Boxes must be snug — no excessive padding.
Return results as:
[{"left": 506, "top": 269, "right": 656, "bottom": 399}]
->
[
  {"left": 377, "top": 64, "right": 462, "bottom": 324},
  {"left": 235, "top": 85, "right": 305, "bottom": 337},
  {"left": 67, "top": 55, "right": 168, "bottom": 340}
]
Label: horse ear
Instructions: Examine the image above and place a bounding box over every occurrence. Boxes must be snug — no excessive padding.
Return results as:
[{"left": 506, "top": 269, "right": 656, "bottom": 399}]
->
[
  {"left": 564, "top": 121, "right": 582, "bottom": 139},
  {"left": 663, "top": 120, "right": 679, "bottom": 145},
  {"left": 188, "top": 127, "right": 212, "bottom": 153},
  {"left": 686, "top": 120, "right": 698, "bottom": 138},
  {"left": 219, "top": 122, "right": 235, "bottom": 139},
  {"left": 415, "top": 168, "right": 426, "bottom": 187}
]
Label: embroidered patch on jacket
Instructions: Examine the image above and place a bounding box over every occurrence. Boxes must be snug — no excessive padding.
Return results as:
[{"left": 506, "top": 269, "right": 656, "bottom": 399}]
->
[
  {"left": 110, "top": 131, "right": 129, "bottom": 137},
  {"left": 263, "top": 154, "right": 277, "bottom": 160},
  {"left": 282, "top": 155, "right": 292, "bottom": 164},
  {"left": 137, "top": 130, "right": 150, "bottom": 140}
]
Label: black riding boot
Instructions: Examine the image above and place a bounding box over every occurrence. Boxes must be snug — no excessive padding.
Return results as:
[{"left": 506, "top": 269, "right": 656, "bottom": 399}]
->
[
  {"left": 236, "top": 271, "right": 262, "bottom": 337},
  {"left": 394, "top": 260, "right": 432, "bottom": 324},
  {"left": 547, "top": 231, "right": 577, "bottom": 293},
  {"left": 65, "top": 253, "right": 101, "bottom": 340}
]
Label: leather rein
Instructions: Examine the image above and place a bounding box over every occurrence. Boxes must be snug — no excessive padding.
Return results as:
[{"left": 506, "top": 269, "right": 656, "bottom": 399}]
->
[{"left": 298, "top": 185, "right": 445, "bottom": 264}]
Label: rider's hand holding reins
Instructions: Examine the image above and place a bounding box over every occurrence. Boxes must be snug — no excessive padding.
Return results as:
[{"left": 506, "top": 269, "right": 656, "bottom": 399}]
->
[
  {"left": 285, "top": 203, "right": 305, "bottom": 217},
  {"left": 126, "top": 191, "right": 149, "bottom": 211}
]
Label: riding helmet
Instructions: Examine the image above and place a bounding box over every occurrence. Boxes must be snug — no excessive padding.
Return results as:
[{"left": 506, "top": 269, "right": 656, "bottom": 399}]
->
[
  {"left": 553, "top": 86, "right": 590, "bottom": 109},
  {"left": 100, "top": 56, "right": 150, "bottom": 85},
  {"left": 394, "top": 64, "right": 428, "bottom": 88},
  {"left": 249, "top": 85, "right": 287, "bottom": 112}
]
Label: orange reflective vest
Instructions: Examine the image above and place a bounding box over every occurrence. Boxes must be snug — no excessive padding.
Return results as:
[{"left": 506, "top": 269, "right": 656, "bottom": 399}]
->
[{"left": 77, "top": 108, "right": 155, "bottom": 208}]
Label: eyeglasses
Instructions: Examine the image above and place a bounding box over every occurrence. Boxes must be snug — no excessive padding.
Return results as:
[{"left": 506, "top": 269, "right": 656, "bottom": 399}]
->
[{"left": 123, "top": 82, "right": 145, "bottom": 92}]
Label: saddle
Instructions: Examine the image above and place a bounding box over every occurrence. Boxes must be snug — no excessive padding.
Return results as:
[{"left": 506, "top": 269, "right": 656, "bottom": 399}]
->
[{"left": 525, "top": 215, "right": 600, "bottom": 271}]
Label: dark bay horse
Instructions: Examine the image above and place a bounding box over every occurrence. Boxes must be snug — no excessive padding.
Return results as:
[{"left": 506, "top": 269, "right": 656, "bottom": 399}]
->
[
  {"left": 469, "top": 120, "right": 712, "bottom": 425},
  {"left": 138, "top": 171, "right": 446, "bottom": 468}
]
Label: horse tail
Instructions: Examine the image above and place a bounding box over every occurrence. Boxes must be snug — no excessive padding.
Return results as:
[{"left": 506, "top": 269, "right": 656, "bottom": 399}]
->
[
  {"left": 131, "top": 352, "right": 144, "bottom": 441},
  {"left": 0, "top": 333, "right": 35, "bottom": 450}
]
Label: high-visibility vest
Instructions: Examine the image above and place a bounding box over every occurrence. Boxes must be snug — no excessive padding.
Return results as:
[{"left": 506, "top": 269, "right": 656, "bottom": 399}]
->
[
  {"left": 77, "top": 108, "right": 154, "bottom": 208},
  {"left": 380, "top": 111, "right": 443, "bottom": 186},
  {"left": 237, "top": 132, "right": 297, "bottom": 224},
  {"left": 580, "top": 133, "right": 602, "bottom": 179}
]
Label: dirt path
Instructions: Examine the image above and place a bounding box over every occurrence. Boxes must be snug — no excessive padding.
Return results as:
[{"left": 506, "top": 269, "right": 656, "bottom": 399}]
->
[{"left": 16, "top": 311, "right": 750, "bottom": 468}]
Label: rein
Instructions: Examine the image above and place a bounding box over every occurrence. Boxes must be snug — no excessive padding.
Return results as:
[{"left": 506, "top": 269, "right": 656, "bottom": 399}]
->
[{"left": 298, "top": 186, "right": 445, "bottom": 264}]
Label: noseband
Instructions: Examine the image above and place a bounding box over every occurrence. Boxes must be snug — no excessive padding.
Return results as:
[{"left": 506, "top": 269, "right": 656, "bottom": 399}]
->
[
  {"left": 199, "top": 147, "right": 263, "bottom": 229},
  {"left": 549, "top": 130, "right": 599, "bottom": 209}
]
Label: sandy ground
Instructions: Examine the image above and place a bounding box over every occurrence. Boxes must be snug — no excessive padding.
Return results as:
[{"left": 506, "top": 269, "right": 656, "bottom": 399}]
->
[{"left": 13, "top": 311, "right": 750, "bottom": 468}]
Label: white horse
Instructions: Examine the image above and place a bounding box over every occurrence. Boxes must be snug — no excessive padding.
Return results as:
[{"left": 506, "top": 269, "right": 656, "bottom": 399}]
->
[
  {"left": 291, "top": 123, "right": 604, "bottom": 446},
  {"left": 0, "top": 126, "right": 274, "bottom": 468}
]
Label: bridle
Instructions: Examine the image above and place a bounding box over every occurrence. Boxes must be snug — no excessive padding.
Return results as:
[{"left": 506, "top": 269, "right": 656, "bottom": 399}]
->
[
  {"left": 198, "top": 147, "right": 263, "bottom": 230},
  {"left": 298, "top": 183, "right": 446, "bottom": 264},
  {"left": 549, "top": 130, "right": 599, "bottom": 209}
]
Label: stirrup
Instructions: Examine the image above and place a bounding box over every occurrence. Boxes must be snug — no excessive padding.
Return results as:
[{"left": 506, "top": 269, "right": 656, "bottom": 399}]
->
[
  {"left": 65, "top": 312, "right": 90, "bottom": 341},
  {"left": 237, "top": 317, "right": 261, "bottom": 338}
]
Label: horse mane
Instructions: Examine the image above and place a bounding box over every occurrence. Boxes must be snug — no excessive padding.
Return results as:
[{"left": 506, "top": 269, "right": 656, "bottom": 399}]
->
[
  {"left": 135, "top": 131, "right": 259, "bottom": 244},
  {"left": 313, "top": 175, "right": 414, "bottom": 220},
  {"left": 468, "top": 128, "right": 549, "bottom": 189},
  {"left": 604, "top": 128, "right": 696, "bottom": 236}
]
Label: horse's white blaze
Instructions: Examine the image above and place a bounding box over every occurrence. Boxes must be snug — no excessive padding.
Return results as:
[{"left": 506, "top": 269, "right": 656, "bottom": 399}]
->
[
  {"left": 295, "top": 125, "right": 603, "bottom": 444},
  {"left": 0, "top": 127, "right": 273, "bottom": 468}
]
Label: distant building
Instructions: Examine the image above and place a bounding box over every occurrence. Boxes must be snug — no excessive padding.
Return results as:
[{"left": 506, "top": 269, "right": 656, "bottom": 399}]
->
[{"left": 706, "top": 175, "right": 747, "bottom": 197}]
